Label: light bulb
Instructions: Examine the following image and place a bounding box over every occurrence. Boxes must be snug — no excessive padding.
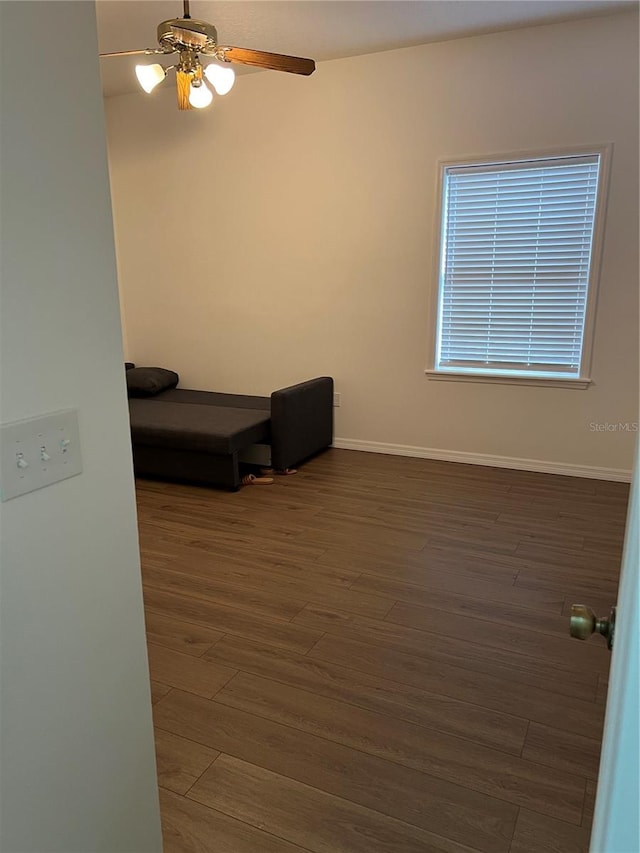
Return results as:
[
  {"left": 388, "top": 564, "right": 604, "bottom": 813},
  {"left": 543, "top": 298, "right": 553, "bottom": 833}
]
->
[
  {"left": 188, "top": 80, "right": 214, "bottom": 109},
  {"left": 135, "top": 64, "right": 166, "bottom": 94},
  {"left": 204, "top": 62, "right": 235, "bottom": 95}
]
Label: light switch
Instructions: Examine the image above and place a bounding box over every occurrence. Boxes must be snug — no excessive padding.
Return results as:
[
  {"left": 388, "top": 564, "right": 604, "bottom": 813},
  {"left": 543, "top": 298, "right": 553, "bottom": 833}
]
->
[{"left": 1, "top": 409, "right": 82, "bottom": 501}]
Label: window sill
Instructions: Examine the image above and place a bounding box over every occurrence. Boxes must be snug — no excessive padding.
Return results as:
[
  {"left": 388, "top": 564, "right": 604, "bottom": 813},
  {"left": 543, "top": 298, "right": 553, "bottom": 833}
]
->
[{"left": 424, "top": 369, "right": 592, "bottom": 390}]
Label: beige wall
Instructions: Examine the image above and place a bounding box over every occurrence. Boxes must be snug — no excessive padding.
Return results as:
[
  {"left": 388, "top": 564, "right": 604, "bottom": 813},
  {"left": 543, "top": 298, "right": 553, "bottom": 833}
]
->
[
  {"left": 106, "top": 12, "right": 639, "bottom": 478},
  {"left": 0, "top": 2, "right": 161, "bottom": 850}
]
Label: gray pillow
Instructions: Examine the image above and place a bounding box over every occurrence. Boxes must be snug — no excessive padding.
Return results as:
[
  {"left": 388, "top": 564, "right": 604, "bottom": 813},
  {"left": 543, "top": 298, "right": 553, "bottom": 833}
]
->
[{"left": 126, "top": 367, "right": 179, "bottom": 398}]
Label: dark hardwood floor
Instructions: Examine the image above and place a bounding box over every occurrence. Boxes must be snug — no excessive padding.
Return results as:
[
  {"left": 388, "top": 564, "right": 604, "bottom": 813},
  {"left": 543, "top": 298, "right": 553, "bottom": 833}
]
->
[{"left": 138, "top": 448, "right": 629, "bottom": 853}]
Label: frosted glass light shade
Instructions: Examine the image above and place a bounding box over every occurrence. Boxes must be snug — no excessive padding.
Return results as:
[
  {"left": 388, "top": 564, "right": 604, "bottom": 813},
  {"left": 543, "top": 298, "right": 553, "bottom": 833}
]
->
[
  {"left": 135, "top": 64, "right": 166, "bottom": 93},
  {"left": 189, "top": 81, "right": 214, "bottom": 109},
  {"left": 204, "top": 63, "right": 235, "bottom": 95}
]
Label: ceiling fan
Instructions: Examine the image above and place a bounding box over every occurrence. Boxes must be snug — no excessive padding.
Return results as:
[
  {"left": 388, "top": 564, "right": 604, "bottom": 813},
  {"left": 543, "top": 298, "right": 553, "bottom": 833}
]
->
[{"left": 100, "top": 0, "right": 316, "bottom": 110}]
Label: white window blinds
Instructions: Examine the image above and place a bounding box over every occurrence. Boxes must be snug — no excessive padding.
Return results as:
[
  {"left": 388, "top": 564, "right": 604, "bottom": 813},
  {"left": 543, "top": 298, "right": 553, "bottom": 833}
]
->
[{"left": 436, "top": 154, "right": 601, "bottom": 377}]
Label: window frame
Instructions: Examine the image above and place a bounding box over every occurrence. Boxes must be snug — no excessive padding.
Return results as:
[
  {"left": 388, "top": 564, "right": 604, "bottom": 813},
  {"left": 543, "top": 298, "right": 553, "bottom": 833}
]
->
[{"left": 425, "top": 144, "right": 613, "bottom": 389}]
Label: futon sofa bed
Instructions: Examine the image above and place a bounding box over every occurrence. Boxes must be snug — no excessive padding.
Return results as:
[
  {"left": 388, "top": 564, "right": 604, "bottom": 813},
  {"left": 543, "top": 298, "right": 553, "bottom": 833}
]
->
[{"left": 125, "top": 364, "right": 333, "bottom": 490}]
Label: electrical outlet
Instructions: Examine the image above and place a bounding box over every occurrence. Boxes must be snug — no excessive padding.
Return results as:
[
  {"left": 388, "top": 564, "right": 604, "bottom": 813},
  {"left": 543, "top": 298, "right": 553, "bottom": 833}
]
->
[{"left": 333, "top": 392, "right": 341, "bottom": 407}]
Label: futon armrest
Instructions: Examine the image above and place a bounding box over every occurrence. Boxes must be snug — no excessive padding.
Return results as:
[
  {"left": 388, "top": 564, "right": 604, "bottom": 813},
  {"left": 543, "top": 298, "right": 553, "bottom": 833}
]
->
[{"left": 270, "top": 377, "right": 334, "bottom": 471}]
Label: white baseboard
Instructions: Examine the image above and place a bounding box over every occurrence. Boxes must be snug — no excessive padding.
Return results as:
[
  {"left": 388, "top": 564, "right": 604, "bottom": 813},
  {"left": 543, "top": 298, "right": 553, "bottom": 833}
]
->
[{"left": 332, "top": 437, "right": 632, "bottom": 482}]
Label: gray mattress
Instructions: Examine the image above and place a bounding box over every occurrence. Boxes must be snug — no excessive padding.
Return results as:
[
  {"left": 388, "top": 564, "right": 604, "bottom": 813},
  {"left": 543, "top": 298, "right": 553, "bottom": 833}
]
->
[
  {"left": 128, "top": 397, "right": 270, "bottom": 455},
  {"left": 154, "top": 388, "right": 270, "bottom": 410}
]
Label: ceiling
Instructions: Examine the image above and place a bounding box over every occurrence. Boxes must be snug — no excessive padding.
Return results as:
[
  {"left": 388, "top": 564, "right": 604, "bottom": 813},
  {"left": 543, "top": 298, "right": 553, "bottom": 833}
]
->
[{"left": 97, "top": 0, "right": 637, "bottom": 97}]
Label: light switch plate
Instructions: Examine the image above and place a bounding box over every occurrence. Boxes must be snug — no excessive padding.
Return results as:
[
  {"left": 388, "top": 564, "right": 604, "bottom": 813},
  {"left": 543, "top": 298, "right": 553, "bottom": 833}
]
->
[{"left": 1, "top": 409, "right": 82, "bottom": 501}]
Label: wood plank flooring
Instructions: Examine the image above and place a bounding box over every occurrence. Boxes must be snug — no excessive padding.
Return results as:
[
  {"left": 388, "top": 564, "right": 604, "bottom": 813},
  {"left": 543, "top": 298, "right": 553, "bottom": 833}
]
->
[{"left": 137, "top": 448, "right": 629, "bottom": 853}]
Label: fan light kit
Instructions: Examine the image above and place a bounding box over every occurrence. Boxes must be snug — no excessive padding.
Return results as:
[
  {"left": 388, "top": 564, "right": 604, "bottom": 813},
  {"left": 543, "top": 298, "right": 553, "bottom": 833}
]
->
[{"left": 100, "top": 0, "right": 316, "bottom": 111}]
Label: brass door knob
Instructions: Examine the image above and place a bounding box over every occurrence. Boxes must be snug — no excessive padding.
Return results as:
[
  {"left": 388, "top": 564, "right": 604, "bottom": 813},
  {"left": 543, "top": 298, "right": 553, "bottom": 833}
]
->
[{"left": 570, "top": 604, "right": 616, "bottom": 650}]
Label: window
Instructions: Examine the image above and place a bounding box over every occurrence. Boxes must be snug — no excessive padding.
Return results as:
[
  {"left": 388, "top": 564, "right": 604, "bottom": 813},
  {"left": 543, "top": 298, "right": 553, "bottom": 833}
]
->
[{"left": 427, "top": 148, "right": 610, "bottom": 387}]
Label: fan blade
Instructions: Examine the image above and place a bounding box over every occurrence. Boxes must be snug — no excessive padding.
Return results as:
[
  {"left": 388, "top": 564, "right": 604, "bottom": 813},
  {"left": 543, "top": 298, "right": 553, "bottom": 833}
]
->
[
  {"left": 218, "top": 46, "right": 315, "bottom": 76},
  {"left": 175, "top": 70, "right": 192, "bottom": 110},
  {"left": 100, "top": 48, "right": 170, "bottom": 58}
]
